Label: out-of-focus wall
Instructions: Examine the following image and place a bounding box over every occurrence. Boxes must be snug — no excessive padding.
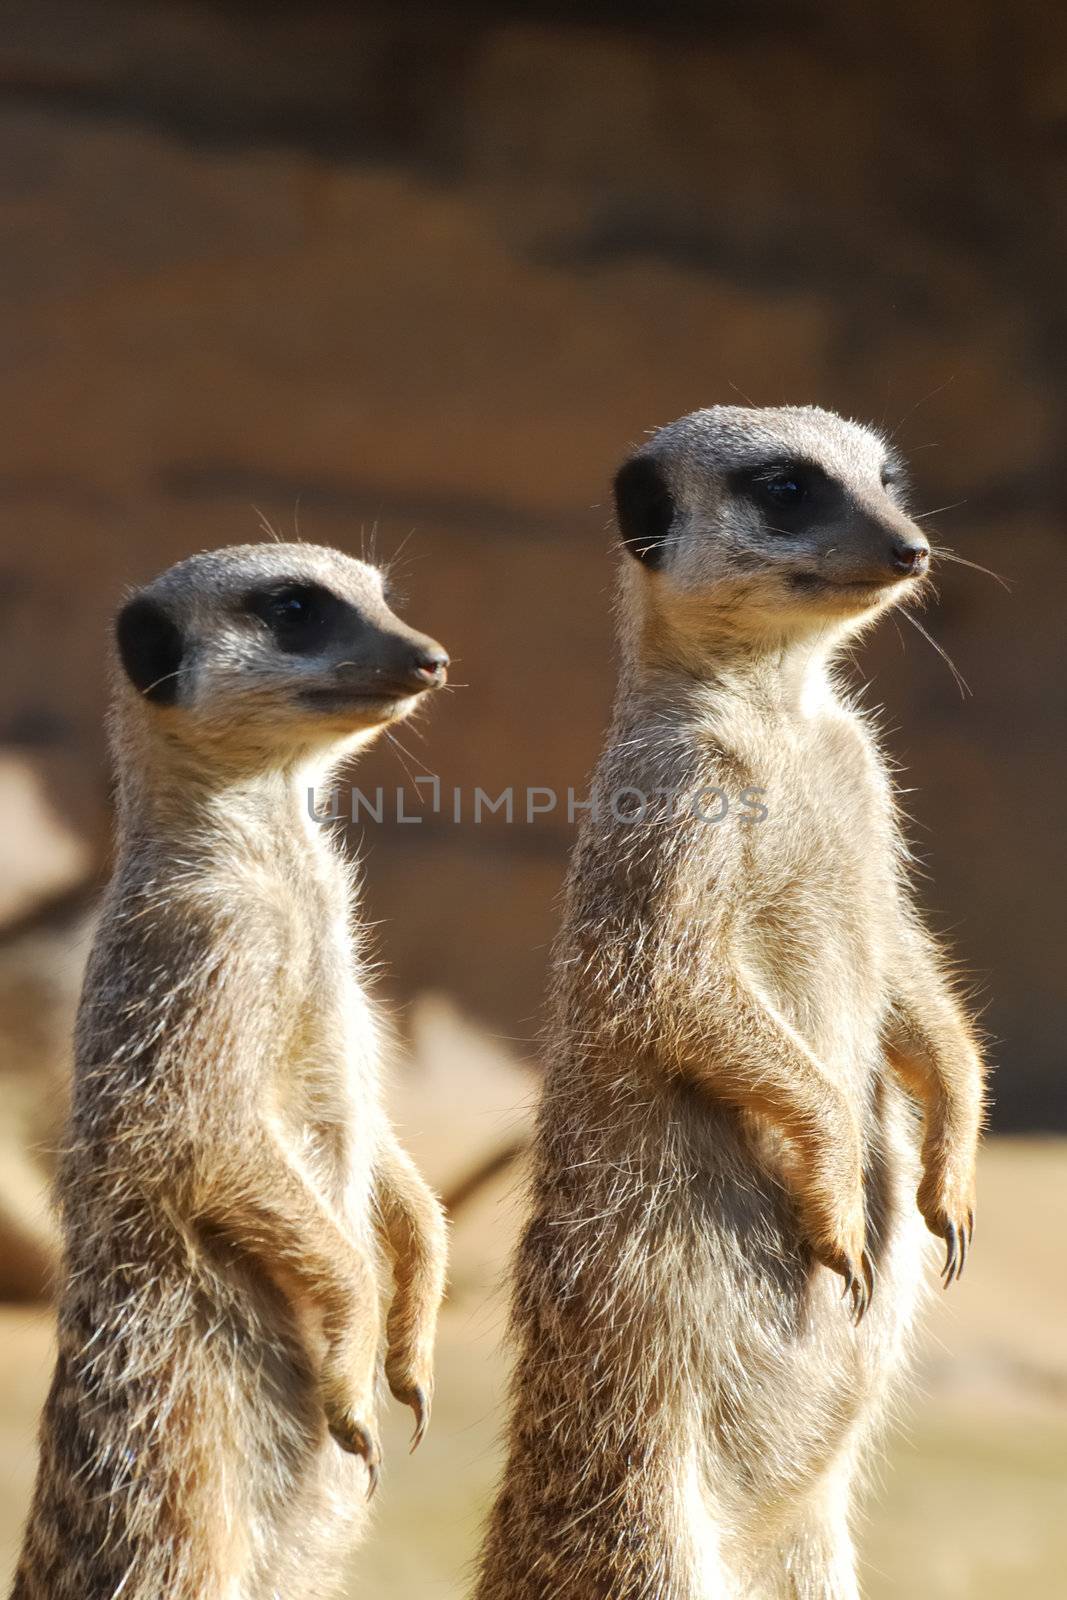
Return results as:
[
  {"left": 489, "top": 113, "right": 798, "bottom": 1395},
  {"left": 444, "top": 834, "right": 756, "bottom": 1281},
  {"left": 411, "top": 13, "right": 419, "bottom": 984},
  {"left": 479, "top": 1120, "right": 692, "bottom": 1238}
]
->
[{"left": 1, "top": 0, "right": 1064, "bottom": 1125}]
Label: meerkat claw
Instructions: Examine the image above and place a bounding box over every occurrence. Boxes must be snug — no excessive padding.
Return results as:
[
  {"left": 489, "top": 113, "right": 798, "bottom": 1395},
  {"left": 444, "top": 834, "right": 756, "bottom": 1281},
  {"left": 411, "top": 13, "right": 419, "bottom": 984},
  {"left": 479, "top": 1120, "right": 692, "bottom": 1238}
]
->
[
  {"left": 839, "top": 1268, "right": 861, "bottom": 1324},
  {"left": 408, "top": 1385, "right": 430, "bottom": 1452},
  {"left": 850, "top": 1273, "right": 867, "bottom": 1325},
  {"left": 941, "top": 1223, "right": 959, "bottom": 1285},
  {"left": 859, "top": 1251, "right": 874, "bottom": 1317},
  {"left": 387, "top": 1379, "right": 431, "bottom": 1450},
  {"left": 328, "top": 1415, "right": 381, "bottom": 1496},
  {"left": 837, "top": 1249, "right": 873, "bottom": 1324}
]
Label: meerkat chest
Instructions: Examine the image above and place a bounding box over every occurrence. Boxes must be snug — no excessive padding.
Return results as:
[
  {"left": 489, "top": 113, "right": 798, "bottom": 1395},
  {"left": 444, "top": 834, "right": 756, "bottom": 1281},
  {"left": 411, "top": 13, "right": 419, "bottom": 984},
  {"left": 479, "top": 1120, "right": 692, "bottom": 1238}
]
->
[
  {"left": 266, "top": 856, "right": 380, "bottom": 1192},
  {"left": 723, "top": 717, "right": 899, "bottom": 1050}
]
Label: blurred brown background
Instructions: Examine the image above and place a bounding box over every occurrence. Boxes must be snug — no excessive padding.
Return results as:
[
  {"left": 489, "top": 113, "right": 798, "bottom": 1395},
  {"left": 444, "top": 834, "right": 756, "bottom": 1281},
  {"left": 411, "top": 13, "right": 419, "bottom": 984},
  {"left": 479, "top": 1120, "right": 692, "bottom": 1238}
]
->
[
  {"left": 1, "top": 3, "right": 1065, "bottom": 1596},
  {"left": 2, "top": 0, "right": 1065, "bottom": 1125}
]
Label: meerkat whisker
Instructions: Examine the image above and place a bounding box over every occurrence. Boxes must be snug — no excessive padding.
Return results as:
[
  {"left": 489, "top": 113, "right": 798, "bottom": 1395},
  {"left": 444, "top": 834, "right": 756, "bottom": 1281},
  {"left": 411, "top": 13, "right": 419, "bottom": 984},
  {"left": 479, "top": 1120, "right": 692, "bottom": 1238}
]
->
[
  {"left": 251, "top": 504, "right": 284, "bottom": 544},
  {"left": 384, "top": 727, "right": 434, "bottom": 786},
  {"left": 726, "top": 378, "right": 761, "bottom": 408},
  {"left": 912, "top": 500, "right": 968, "bottom": 520},
  {"left": 384, "top": 526, "right": 419, "bottom": 571},
  {"left": 930, "top": 545, "right": 1012, "bottom": 590},
  {"left": 887, "top": 375, "right": 957, "bottom": 441},
  {"left": 898, "top": 607, "right": 972, "bottom": 698}
]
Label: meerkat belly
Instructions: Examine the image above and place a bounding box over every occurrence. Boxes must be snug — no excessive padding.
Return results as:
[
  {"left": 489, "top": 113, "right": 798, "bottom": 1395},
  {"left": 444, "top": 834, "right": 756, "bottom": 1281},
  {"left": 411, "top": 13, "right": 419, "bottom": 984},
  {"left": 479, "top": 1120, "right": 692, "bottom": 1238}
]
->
[
  {"left": 286, "top": 998, "right": 382, "bottom": 1222},
  {"left": 643, "top": 1088, "right": 919, "bottom": 1541},
  {"left": 735, "top": 820, "right": 896, "bottom": 1090},
  {"left": 276, "top": 942, "right": 380, "bottom": 1229}
]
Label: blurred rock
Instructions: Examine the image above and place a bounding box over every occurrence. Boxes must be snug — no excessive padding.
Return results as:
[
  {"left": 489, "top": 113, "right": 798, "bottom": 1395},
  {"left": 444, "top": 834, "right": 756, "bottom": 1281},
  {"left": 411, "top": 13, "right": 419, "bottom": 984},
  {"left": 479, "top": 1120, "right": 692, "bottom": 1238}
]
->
[
  {"left": 0, "top": 756, "right": 93, "bottom": 929},
  {"left": 0, "top": 896, "right": 95, "bottom": 1299},
  {"left": 387, "top": 992, "right": 537, "bottom": 1208}
]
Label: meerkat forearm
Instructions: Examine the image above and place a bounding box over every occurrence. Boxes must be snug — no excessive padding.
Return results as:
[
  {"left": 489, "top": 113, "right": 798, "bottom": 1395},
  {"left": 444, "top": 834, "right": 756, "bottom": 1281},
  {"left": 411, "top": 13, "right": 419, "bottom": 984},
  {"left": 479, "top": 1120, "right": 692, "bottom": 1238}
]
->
[
  {"left": 116, "top": 952, "right": 387, "bottom": 1464},
  {"left": 882, "top": 933, "right": 985, "bottom": 1278},
  {"left": 194, "top": 1126, "right": 384, "bottom": 1475},
  {"left": 661, "top": 966, "right": 871, "bottom": 1314},
  {"left": 372, "top": 1136, "right": 448, "bottom": 1446}
]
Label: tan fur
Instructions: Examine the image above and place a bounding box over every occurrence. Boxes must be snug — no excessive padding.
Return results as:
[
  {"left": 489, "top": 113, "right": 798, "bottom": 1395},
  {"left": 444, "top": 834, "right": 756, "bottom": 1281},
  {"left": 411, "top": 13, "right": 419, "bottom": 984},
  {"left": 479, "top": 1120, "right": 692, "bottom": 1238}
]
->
[
  {"left": 11, "top": 543, "right": 449, "bottom": 1600},
  {"left": 475, "top": 407, "right": 986, "bottom": 1599}
]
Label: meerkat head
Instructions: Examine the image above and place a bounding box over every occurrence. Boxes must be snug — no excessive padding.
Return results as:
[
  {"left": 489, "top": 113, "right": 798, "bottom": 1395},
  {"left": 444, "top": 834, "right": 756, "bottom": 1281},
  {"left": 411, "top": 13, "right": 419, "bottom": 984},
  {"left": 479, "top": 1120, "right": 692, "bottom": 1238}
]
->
[
  {"left": 613, "top": 405, "right": 930, "bottom": 663},
  {"left": 113, "top": 542, "right": 448, "bottom": 764}
]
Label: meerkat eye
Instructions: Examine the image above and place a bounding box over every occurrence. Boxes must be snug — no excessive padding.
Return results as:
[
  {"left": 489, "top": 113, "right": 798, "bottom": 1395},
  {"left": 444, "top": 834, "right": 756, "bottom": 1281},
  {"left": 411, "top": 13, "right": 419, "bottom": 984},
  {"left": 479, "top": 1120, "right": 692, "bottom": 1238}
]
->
[
  {"left": 246, "top": 582, "right": 338, "bottom": 653},
  {"left": 761, "top": 474, "right": 806, "bottom": 504},
  {"left": 738, "top": 459, "right": 829, "bottom": 529},
  {"left": 271, "top": 588, "right": 317, "bottom": 624}
]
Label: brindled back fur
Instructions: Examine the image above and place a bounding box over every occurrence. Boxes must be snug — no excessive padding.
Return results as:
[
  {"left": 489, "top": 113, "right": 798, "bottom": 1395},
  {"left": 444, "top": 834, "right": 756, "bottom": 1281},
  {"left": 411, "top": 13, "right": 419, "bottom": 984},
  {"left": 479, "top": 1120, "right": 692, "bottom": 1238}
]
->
[
  {"left": 475, "top": 407, "right": 986, "bottom": 1600},
  {"left": 11, "top": 542, "right": 450, "bottom": 1600}
]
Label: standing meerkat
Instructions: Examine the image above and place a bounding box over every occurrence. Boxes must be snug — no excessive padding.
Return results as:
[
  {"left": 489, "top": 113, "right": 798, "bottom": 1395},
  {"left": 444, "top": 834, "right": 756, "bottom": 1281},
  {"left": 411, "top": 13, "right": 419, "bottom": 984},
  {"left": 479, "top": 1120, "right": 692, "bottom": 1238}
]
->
[
  {"left": 475, "top": 407, "right": 986, "bottom": 1600},
  {"left": 11, "top": 542, "right": 449, "bottom": 1600}
]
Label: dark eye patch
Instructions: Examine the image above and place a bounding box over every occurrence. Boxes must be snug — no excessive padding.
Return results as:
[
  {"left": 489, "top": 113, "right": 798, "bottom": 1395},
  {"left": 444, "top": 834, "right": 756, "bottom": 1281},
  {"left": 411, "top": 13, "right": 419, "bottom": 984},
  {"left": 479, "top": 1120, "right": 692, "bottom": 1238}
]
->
[
  {"left": 243, "top": 581, "right": 347, "bottom": 655},
  {"left": 732, "top": 457, "right": 844, "bottom": 535}
]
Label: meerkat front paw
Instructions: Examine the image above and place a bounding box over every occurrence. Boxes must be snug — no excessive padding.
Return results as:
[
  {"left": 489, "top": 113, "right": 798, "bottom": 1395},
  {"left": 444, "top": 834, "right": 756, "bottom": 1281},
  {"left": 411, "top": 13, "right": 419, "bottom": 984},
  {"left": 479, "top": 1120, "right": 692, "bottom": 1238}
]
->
[
  {"left": 323, "top": 1395, "right": 382, "bottom": 1496},
  {"left": 321, "top": 1353, "right": 381, "bottom": 1495},
  {"left": 813, "top": 1231, "right": 873, "bottom": 1325},
  {"left": 917, "top": 1156, "right": 975, "bottom": 1286},
  {"left": 798, "top": 1184, "right": 872, "bottom": 1324},
  {"left": 388, "top": 1376, "right": 431, "bottom": 1452},
  {"left": 385, "top": 1346, "right": 433, "bottom": 1451}
]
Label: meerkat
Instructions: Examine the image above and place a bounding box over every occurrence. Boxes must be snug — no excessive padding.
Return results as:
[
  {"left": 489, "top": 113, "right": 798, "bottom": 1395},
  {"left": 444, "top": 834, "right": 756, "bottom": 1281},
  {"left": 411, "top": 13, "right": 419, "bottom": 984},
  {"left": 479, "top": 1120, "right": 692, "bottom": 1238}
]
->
[
  {"left": 10, "top": 542, "right": 450, "bottom": 1600},
  {"left": 474, "top": 406, "right": 986, "bottom": 1600}
]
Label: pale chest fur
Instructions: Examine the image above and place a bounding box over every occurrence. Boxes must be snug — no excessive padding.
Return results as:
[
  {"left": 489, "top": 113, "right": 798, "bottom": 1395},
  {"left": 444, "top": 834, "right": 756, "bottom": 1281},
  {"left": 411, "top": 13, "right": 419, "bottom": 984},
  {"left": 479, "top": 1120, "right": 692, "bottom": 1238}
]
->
[
  {"left": 718, "top": 706, "right": 902, "bottom": 1076},
  {"left": 256, "top": 822, "right": 381, "bottom": 1219},
  {"left": 586, "top": 694, "right": 906, "bottom": 1100}
]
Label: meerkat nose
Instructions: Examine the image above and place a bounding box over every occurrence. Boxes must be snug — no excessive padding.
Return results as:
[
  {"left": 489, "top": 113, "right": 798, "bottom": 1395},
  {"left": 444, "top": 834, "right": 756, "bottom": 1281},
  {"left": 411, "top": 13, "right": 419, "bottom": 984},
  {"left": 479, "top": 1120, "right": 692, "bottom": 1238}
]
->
[
  {"left": 890, "top": 540, "right": 930, "bottom": 575},
  {"left": 412, "top": 646, "right": 449, "bottom": 688}
]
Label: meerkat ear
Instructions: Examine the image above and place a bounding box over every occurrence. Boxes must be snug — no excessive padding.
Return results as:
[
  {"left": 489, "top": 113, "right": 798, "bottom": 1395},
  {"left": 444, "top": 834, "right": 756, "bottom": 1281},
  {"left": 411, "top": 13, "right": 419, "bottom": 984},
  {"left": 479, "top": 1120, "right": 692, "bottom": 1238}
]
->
[
  {"left": 115, "top": 596, "right": 185, "bottom": 705},
  {"left": 613, "top": 454, "right": 675, "bottom": 569}
]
